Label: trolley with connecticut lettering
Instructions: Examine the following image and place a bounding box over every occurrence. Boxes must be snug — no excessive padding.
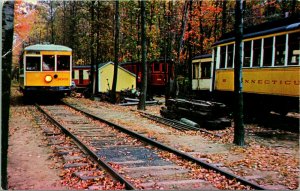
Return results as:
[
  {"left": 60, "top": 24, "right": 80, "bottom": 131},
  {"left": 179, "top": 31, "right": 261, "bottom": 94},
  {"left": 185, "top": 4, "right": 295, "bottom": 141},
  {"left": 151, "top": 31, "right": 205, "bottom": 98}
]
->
[{"left": 210, "top": 18, "right": 300, "bottom": 115}]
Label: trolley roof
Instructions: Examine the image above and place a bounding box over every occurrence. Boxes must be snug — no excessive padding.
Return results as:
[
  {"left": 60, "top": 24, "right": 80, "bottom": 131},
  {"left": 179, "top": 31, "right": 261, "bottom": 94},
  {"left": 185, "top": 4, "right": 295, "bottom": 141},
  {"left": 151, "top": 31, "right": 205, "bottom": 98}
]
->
[
  {"left": 24, "top": 44, "right": 72, "bottom": 52},
  {"left": 192, "top": 54, "right": 212, "bottom": 60},
  {"left": 213, "top": 17, "right": 300, "bottom": 46}
]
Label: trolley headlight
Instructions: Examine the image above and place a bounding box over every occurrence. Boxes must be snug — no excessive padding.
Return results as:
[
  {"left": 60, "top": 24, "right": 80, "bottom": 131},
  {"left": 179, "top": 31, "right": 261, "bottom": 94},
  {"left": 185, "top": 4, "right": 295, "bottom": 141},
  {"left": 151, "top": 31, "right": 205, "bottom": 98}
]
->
[{"left": 45, "top": 75, "right": 53, "bottom": 83}]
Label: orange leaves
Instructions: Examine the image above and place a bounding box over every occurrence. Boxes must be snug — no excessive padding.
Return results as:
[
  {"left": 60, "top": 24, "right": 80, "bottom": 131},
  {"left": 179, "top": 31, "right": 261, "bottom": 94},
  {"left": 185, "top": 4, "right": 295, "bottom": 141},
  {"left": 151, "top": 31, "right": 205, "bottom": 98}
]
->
[{"left": 14, "top": 0, "right": 37, "bottom": 40}]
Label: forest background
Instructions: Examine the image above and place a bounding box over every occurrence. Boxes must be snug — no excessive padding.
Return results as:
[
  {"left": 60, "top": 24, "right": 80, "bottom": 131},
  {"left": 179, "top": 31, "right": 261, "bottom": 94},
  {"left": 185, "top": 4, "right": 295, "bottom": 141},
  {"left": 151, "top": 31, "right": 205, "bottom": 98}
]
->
[
  {"left": 1, "top": 1, "right": 299, "bottom": 188},
  {"left": 12, "top": 0, "right": 299, "bottom": 82}
]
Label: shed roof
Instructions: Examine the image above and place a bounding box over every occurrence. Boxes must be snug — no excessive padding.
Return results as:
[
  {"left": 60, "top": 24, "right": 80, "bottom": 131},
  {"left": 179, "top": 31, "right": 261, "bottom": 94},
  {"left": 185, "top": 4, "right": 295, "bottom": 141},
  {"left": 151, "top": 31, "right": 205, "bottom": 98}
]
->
[
  {"left": 25, "top": 44, "right": 72, "bottom": 52},
  {"left": 98, "top": 61, "right": 136, "bottom": 77}
]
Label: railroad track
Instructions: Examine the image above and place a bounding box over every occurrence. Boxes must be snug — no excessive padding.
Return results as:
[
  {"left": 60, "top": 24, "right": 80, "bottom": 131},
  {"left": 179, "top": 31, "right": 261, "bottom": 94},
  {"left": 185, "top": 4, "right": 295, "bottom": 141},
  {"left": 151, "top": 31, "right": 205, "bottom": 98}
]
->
[
  {"left": 35, "top": 103, "right": 266, "bottom": 190},
  {"left": 137, "top": 111, "right": 222, "bottom": 138}
]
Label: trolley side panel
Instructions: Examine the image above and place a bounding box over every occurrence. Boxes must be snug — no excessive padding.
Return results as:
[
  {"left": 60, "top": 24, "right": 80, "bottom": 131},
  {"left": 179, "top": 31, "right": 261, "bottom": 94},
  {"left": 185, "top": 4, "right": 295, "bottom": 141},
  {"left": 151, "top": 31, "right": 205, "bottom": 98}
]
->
[{"left": 215, "top": 67, "right": 300, "bottom": 97}]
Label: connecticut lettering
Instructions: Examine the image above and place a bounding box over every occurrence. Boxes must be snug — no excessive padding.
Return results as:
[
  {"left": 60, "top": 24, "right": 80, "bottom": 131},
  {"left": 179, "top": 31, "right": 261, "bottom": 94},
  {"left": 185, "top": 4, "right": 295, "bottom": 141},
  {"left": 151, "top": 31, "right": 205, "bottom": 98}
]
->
[
  {"left": 221, "top": 79, "right": 300, "bottom": 85},
  {"left": 240, "top": 79, "right": 300, "bottom": 85}
]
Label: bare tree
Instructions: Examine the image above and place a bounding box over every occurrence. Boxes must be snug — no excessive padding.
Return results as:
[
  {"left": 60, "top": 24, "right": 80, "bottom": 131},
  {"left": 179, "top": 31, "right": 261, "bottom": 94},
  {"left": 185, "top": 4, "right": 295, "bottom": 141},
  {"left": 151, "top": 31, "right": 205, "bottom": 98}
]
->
[
  {"left": 187, "top": 0, "right": 193, "bottom": 93},
  {"left": 222, "top": 0, "right": 227, "bottom": 35},
  {"left": 112, "top": 0, "right": 120, "bottom": 103},
  {"left": 233, "top": 0, "right": 245, "bottom": 146},
  {"left": 89, "top": 1, "right": 96, "bottom": 96},
  {"left": 138, "top": 0, "right": 147, "bottom": 110}
]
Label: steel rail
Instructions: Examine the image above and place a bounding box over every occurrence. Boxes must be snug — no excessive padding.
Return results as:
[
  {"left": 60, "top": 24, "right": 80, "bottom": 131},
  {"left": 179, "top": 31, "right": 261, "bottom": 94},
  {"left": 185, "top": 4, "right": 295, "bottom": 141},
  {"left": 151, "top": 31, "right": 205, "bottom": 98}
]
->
[
  {"left": 140, "top": 113, "right": 191, "bottom": 131},
  {"left": 139, "top": 111, "right": 221, "bottom": 138},
  {"left": 35, "top": 104, "right": 136, "bottom": 190},
  {"left": 64, "top": 101, "right": 266, "bottom": 190}
]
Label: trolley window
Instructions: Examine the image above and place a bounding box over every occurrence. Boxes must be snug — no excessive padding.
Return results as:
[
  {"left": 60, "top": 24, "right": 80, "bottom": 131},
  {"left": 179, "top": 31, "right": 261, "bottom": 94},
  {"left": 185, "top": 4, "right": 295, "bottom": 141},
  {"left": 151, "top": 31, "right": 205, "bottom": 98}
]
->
[
  {"left": 220, "top": 46, "right": 226, "bottom": 68},
  {"left": 213, "top": 48, "right": 217, "bottom": 70},
  {"left": 253, "top": 39, "right": 261, "bottom": 67},
  {"left": 26, "top": 56, "right": 41, "bottom": 71},
  {"left": 201, "top": 62, "right": 211, "bottom": 79},
  {"left": 288, "top": 33, "right": 300, "bottom": 66},
  {"left": 57, "top": 55, "right": 71, "bottom": 71},
  {"left": 153, "top": 62, "right": 160, "bottom": 72},
  {"left": 263, "top": 37, "right": 273, "bottom": 66},
  {"left": 193, "top": 63, "right": 199, "bottom": 79},
  {"left": 79, "top": 70, "right": 83, "bottom": 84},
  {"left": 275, "top": 35, "right": 286, "bottom": 66},
  {"left": 42, "top": 55, "right": 55, "bottom": 71},
  {"left": 243, "top": 41, "right": 251, "bottom": 67},
  {"left": 227, "top": 44, "right": 234, "bottom": 68},
  {"left": 19, "top": 57, "right": 24, "bottom": 74}
]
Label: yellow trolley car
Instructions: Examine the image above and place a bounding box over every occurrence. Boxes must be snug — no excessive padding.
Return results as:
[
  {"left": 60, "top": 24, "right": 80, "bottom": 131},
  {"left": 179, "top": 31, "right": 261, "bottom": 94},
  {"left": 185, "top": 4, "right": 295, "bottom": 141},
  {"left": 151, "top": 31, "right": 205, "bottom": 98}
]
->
[
  {"left": 211, "top": 19, "right": 299, "bottom": 114},
  {"left": 19, "top": 44, "right": 72, "bottom": 98}
]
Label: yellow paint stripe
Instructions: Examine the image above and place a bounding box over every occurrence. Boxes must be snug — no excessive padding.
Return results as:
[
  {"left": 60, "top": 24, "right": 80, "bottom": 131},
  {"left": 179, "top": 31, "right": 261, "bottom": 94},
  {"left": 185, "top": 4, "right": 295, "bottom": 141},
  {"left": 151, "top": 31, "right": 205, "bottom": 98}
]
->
[{"left": 40, "top": 51, "right": 72, "bottom": 55}]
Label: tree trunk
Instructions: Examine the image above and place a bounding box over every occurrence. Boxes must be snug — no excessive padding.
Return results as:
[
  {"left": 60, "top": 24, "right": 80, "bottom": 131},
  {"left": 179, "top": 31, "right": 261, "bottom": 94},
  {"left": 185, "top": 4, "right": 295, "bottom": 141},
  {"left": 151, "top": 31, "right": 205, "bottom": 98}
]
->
[
  {"left": 1, "top": 1, "right": 15, "bottom": 189},
  {"left": 174, "top": 1, "right": 188, "bottom": 98},
  {"left": 89, "top": 1, "right": 95, "bottom": 96},
  {"left": 177, "top": 1, "right": 188, "bottom": 65},
  {"left": 50, "top": 1, "right": 55, "bottom": 44},
  {"left": 112, "top": 0, "right": 120, "bottom": 103},
  {"left": 95, "top": 1, "right": 100, "bottom": 94},
  {"left": 221, "top": 0, "right": 227, "bottom": 35},
  {"left": 138, "top": 0, "right": 147, "bottom": 110},
  {"left": 198, "top": 1, "right": 204, "bottom": 54},
  {"left": 291, "top": 0, "right": 296, "bottom": 16},
  {"left": 213, "top": 1, "right": 219, "bottom": 41},
  {"left": 164, "top": 1, "right": 171, "bottom": 101},
  {"left": 233, "top": 0, "right": 245, "bottom": 146},
  {"left": 62, "top": 1, "right": 67, "bottom": 45},
  {"left": 187, "top": 0, "right": 193, "bottom": 93}
]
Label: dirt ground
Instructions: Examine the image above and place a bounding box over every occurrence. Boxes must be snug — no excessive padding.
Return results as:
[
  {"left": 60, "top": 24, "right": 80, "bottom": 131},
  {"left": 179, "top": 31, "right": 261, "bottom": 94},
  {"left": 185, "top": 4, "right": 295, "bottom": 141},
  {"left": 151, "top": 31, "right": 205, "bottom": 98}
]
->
[
  {"left": 7, "top": 86, "right": 67, "bottom": 190},
  {"left": 7, "top": 84, "right": 299, "bottom": 190}
]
